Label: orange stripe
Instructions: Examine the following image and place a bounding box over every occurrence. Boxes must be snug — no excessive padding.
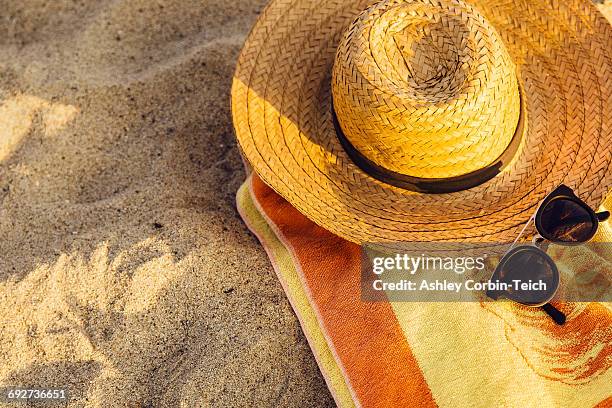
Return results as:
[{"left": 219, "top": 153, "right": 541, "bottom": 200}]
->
[{"left": 252, "top": 175, "right": 436, "bottom": 408}]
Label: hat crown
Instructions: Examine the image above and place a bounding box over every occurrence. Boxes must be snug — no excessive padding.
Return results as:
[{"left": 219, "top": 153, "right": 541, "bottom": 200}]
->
[{"left": 331, "top": 0, "right": 521, "bottom": 179}]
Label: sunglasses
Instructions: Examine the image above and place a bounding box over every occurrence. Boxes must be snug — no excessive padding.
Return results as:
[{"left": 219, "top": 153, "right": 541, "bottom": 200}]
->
[{"left": 487, "top": 185, "right": 610, "bottom": 325}]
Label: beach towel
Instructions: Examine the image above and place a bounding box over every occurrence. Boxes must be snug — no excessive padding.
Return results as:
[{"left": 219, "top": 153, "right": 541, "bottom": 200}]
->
[{"left": 237, "top": 173, "right": 612, "bottom": 408}]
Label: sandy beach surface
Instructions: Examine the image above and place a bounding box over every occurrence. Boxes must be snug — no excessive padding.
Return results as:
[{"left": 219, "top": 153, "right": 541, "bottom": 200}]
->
[
  {"left": 1, "top": 0, "right": 611, "bottom": 407},
  {"left": 0, "top": 1, "right": 334, "bottom": 406}
]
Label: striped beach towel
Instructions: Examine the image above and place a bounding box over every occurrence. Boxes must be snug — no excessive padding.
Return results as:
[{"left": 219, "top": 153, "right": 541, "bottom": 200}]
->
[{"left": 237, "top": 174, "right": 612, "bottom": 408}]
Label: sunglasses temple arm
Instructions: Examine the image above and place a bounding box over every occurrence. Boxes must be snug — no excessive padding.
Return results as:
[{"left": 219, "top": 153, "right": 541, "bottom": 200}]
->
[
  {"left": 542, "top": 303, "right": 566, "bottom": 325},
  {"left": 596, "top": 211, "right": 610, "bottom": 222},
  {"left": 510, "top": 214, "right": 535, "bottom": 250}
]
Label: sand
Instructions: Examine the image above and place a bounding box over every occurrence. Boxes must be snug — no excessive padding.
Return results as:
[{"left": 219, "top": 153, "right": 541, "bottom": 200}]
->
[
  {"left": 0, "top": 0, "right": 611, "bottom": 407},
  {"left": 0, "top": 1, "right": 333, "bottom": 406}
]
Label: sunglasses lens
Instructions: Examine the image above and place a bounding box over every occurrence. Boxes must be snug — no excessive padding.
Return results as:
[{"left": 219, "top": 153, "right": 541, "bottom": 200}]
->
[
  {"left": 540, "top": 198, "right": 594, "bottom": 243},
  {"left": 493, "top": 247, "right": 558, "bottom": 305}
]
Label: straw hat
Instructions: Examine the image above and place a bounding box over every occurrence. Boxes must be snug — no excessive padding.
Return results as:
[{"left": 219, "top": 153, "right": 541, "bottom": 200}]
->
[{"left": 232, "top": 0, "right": 612, "bottom": 244}]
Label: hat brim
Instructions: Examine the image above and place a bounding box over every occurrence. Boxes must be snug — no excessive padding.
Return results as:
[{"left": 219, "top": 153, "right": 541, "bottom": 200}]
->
[{"left": 232, "top": 0, "right": 612, "bottom": 244}]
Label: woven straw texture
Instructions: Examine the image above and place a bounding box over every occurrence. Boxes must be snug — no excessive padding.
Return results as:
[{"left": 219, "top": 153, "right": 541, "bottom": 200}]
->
[
  {"left": 331, "top": 0, "right": 521, "bottom": 178},
  {"left": 232, "top": 0, "right": 612, "bottom": 244}
]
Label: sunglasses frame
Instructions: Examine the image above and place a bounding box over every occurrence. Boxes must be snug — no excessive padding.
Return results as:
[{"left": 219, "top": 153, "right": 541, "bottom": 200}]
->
[
  {"left": 489, "top": 245, "right": 560, "bottom": 307},
  {"left": 488, "top": 184, "right": 610, "bottom": 325}
]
